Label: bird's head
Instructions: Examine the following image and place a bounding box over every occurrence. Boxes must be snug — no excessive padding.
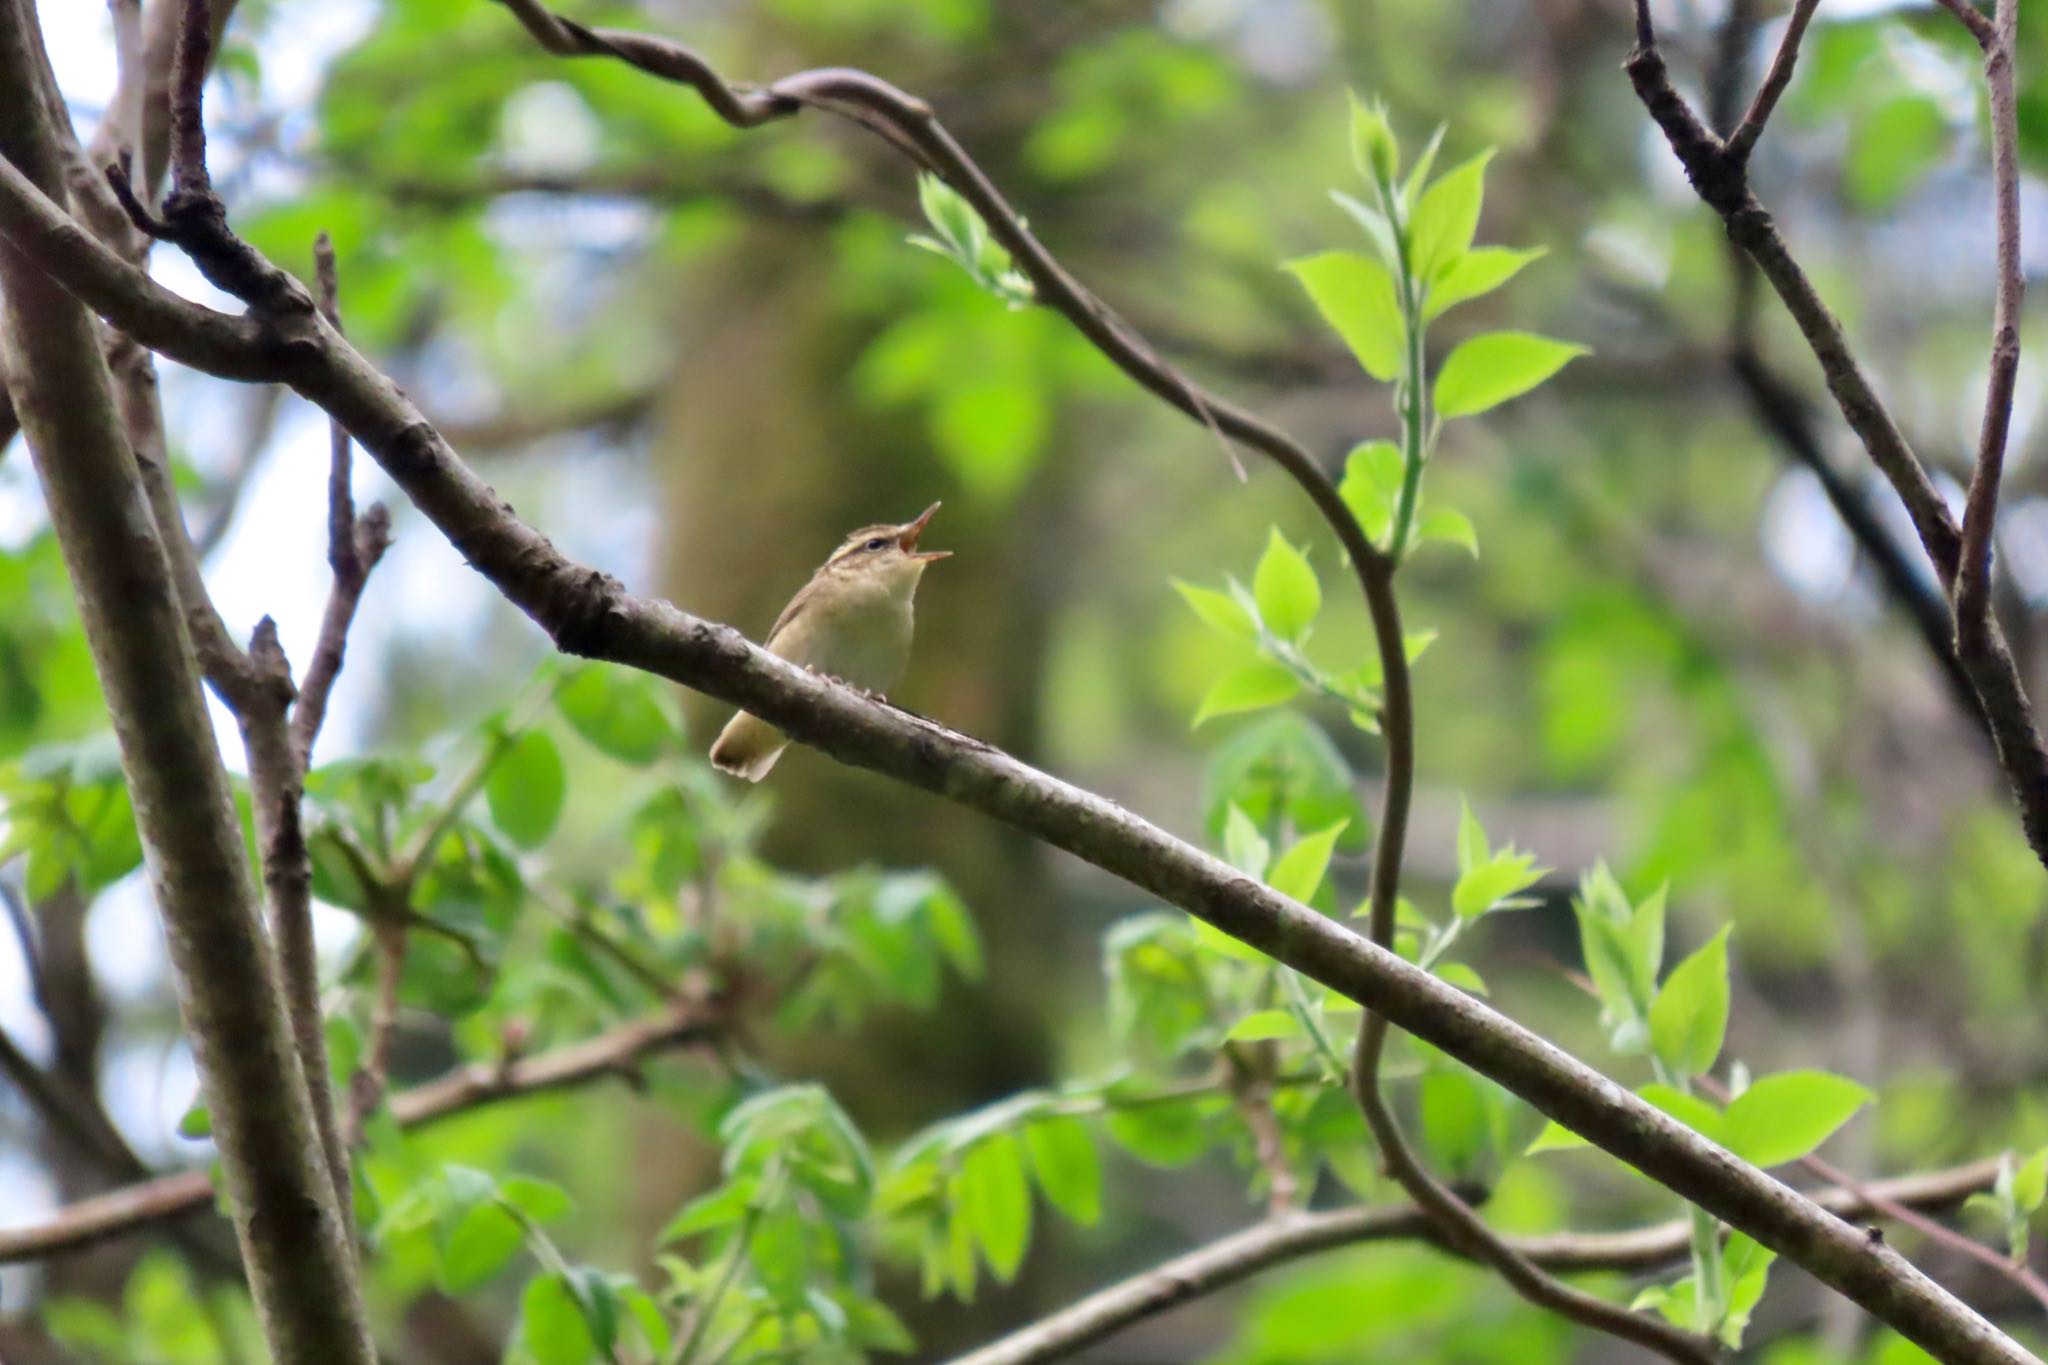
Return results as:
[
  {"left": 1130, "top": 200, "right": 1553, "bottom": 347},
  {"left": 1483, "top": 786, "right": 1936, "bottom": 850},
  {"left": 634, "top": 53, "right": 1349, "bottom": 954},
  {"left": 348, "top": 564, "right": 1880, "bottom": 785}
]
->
[{"left": 820, "top": 501, "right": 951, "bottom": 594}]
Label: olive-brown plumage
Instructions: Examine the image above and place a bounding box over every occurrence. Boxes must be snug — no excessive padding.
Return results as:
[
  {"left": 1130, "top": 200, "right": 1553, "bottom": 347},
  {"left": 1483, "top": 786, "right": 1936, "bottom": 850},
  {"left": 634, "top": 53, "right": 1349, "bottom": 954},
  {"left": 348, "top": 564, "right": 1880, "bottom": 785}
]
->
[{"left": 709, "top": 503, "right": 950, "bottom": 781}]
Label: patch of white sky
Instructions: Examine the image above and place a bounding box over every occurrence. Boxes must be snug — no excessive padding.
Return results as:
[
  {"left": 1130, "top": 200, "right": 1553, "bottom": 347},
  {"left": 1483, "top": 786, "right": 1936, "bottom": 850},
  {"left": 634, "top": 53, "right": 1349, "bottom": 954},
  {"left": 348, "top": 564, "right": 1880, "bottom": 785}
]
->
[{"left": 2, "top": 0, "right": 662, "bottom": 1230}]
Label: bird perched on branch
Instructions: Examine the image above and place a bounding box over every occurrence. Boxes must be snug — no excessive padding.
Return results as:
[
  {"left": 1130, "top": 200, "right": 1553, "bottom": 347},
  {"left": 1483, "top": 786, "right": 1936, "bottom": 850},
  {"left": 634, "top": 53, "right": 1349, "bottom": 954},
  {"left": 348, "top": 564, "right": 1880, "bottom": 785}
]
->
[{"left": 710, "top": 502, "right": 951, "bottom": 781}]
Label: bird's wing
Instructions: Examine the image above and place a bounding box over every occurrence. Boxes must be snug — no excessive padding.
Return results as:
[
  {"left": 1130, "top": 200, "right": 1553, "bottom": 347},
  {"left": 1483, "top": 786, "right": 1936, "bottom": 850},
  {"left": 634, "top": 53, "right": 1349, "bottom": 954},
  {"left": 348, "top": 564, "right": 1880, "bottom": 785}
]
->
[{"left": 764, "top": 578, "right": 825, "bottom": 660}]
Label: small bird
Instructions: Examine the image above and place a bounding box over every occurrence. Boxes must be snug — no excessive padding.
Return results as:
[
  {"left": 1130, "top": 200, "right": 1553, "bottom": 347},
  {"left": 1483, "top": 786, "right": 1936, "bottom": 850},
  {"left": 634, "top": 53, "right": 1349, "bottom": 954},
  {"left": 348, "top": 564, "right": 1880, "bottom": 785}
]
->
[{"left": 709, "top": 502, "right": 951, "bottom": 781}]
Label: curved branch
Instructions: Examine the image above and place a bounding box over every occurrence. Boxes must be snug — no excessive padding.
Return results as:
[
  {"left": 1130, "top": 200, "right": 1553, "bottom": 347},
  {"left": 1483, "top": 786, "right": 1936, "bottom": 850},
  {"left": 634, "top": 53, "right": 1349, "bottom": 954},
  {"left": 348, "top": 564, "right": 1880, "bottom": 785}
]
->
[
  {"left": 1348, "top": 571, "right": 1712, "bottom": 1364},
  {"left": 487, "top": 0, "right": 1390, "bottom": 598},
  {"left": 947, "top": 1156, "right": 2008, "bottom": 1365}
]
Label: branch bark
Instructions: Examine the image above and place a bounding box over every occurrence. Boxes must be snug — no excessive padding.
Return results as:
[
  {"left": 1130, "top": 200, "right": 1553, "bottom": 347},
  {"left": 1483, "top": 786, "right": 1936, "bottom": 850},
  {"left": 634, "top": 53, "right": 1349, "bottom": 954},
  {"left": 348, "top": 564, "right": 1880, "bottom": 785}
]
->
[{"left": 0, "top": 4, "right": 371, "bottom": 1362}]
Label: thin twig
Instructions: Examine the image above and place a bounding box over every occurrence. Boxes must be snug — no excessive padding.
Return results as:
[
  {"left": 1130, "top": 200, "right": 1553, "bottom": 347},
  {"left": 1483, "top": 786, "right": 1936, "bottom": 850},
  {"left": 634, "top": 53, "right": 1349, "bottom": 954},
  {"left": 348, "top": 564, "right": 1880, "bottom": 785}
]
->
[
  {"left": 1222, "top": 1045, "right": 1298, "bottom": 1214},
  {"left": 1704, "top": 1076, "right": 2048, "bottom": 1316},
  {"left": 291, "top": 233, "right": 391, "bottom": 765},
  {"left": 1953, "top": 0, "right": 2024, "bottom": 640},
  {"left": 1724, "top": 0, "right": 1821, "bottom": 161},
  {"left": 343, "top": 917, "right": 408, "bottom": 1148}
]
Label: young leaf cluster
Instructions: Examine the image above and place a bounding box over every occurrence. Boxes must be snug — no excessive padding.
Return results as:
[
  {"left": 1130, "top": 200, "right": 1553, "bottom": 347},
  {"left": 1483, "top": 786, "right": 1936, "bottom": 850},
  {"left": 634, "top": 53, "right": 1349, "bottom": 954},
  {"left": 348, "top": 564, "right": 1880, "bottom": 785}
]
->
[
  {"left": 1535, "top": 869, "right": 1874, "bottom": 1345},
  {"left": 1290, "top": 95, "right": 1586, "bottom": 562},
  {"left": 909, "top": 174, "right": 1034, "bottom": 308}
]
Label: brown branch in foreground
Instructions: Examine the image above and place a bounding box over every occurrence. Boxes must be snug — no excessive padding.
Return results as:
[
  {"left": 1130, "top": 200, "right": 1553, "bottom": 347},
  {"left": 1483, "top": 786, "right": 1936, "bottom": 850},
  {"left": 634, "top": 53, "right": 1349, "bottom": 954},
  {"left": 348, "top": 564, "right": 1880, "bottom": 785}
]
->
[
  {"left": 1624, "top": 0, "right": 2048, "bottom": 873},
  {"left": 0, "top": 1003, "right": 723, "bottom": 1265},
  {"left": 945, "top": 1157, "right": 2008, "bottom": 1365},
  {"left": 1953, "top": 0, "right": 2024, "bottom": 643},
  {"left": 0, "top": 4, "right": 371, "bottom": 1361},
  {"left": 0, "top": 43, "right": 2033, "bottom": 1365}
]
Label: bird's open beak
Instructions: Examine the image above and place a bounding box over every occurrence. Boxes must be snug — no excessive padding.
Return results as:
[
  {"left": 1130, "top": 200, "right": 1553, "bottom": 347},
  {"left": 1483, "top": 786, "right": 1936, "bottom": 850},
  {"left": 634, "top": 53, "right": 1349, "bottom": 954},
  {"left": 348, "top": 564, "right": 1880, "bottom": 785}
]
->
[{"left": 899, "top": 501, "right": 951, "bottom": 561}]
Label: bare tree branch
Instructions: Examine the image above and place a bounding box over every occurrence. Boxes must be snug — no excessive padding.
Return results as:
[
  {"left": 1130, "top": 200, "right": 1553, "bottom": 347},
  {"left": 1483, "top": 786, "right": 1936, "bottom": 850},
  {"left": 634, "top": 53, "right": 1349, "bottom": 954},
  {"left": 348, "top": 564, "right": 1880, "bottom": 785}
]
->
[
  {"left": 1624, "top": 0, "right": 2048, "bottom": 873},
  {"left": 0, "top": 1002, "right": 724, "bottom": 1264},
  {"left": 1723, "top": 0, "right": 1820, "bottom": 161},
  {"left": 945, "top": 1156, "right": 2010, "bottom": 1365},
  {"left": 1952, "top": 0, "right": 2024, "bottom": 644}
]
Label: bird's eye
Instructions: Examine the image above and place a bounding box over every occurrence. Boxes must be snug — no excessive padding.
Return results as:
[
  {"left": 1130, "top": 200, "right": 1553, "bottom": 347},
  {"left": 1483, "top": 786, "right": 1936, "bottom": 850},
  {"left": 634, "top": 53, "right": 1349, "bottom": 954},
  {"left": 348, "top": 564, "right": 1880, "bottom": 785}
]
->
[{"left": 865, "top": 537, "right": 889, "bottom": 552}]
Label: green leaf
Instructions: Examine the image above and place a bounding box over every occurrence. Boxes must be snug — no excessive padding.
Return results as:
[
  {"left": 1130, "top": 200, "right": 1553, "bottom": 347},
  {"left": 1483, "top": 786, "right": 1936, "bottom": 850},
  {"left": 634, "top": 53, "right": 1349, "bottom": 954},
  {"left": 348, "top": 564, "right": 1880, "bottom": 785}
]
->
[
  {"left": 1456, "top": 800, "right": 1488, "bottom": 876},
  {"left": 1106, "top": 1101, "right": 1212, "bottom": 1167},
  {"left": 1526, "top": 1120, "right": 1589, "bottom": 1155},
  {"left": 1024, "top": 1116, "right": 1101, "bottom": 1226},
  {"left": 1648, "top": 926, "right": 1732, "bottom": 1081},
  {"left": 1635, "top": 1083, "right": 1724, "bottom": 1143},
  {"left": 1344, "top": 629, "right": 1437, "bottom": 692},
  {"left": 1330, "top": 190, "right": 1401, "bottom": 271},
  {"left": 1620, "top": 884, "right": 1668, "bottom": 1018},
  {"left": 500, "top": 1177, "right": 574, "bottom": 1224},
  {"left": 1452, "top": 850, "right": 1546, "bottom": 918},
  {"left": 1408, "top": 150, "right": 1493, "bottom": 280},
  {"left": 485, "top": 729, "right": 565, "bottom": 849},
  {"left": 1268, "top": 819, "right": 1348, "bottom": 903},
  {"left": 956, "top": 1135, "right": 1032, "bottom": 1282},
  {"left": 1424, "top": 245, "right": 1545, "bottom": 321},
  {"left": 659, "top": 1177, "right": 758, "bottom": 1243},
  {"left": 1433, "top": 331, "right": 1588, "bottom": 419},
  {"left": 1347, "top": 91, "right": 1399, "bottom": 184},
  {"left": 1417, "top": 507, "right": 1478, "bottom": 557},
  {"left": 2014, "top": 1147, "right": 2048, "bottom": 1214},
  {"left": 1194, "top": 660, "right": 1300, "bottom": 727},
  {"left": 1401, "top": 123, "right": 1447, "bottom": 212},
  {"left": 1434, "top": 961, "right": 1488, "bottom": 995},
  {"left": 1283, "top": 251, "right": 1404, "bottom": 382},
  {"left": 556, "top": 665, "right": 674, "bottom": 766},
  {"left": 522, "top": 1274, "right": 596, "bottom": 1365},
  {"left": 1339, "top": 439, "right": 1406, "bottom": 543},
  {"left": 1173, "top": 579, "right": 1257, "bottom": 640},
  {"left": 1719, "top": 1070, "right": 1873, "bottom": 1168},
  {"left": 1222, "top": 804, "right": 1271, "bottom": 880},
  {"left": 843, "top": 1293, "right": 916, "bottom": 1352},
  {"left": 1254, "top": 529, "right": 1320, "bottom": 641},
  {"left": 177, "top": 1099, "right": 211, "bottom": 1139},
  {"left": 439, "top": 1202, "right": 523, "bottom": 1294},
  {"left": 1225, "top": 1008, "right": 1303, "bottom": 1043},
  {"left": 1420, "top": 1067, "right": 1490, "bottom": 1175},
  {"left": 1845, "top": 94, "right": 1947, "bottom": 209}
]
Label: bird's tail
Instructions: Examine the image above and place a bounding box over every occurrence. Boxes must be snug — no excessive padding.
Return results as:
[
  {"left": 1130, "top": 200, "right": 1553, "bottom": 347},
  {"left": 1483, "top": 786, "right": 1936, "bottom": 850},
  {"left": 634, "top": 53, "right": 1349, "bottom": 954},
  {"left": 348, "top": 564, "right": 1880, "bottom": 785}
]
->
[{"left": 709, "top": 711, "right": 787, "bottom": 782}]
